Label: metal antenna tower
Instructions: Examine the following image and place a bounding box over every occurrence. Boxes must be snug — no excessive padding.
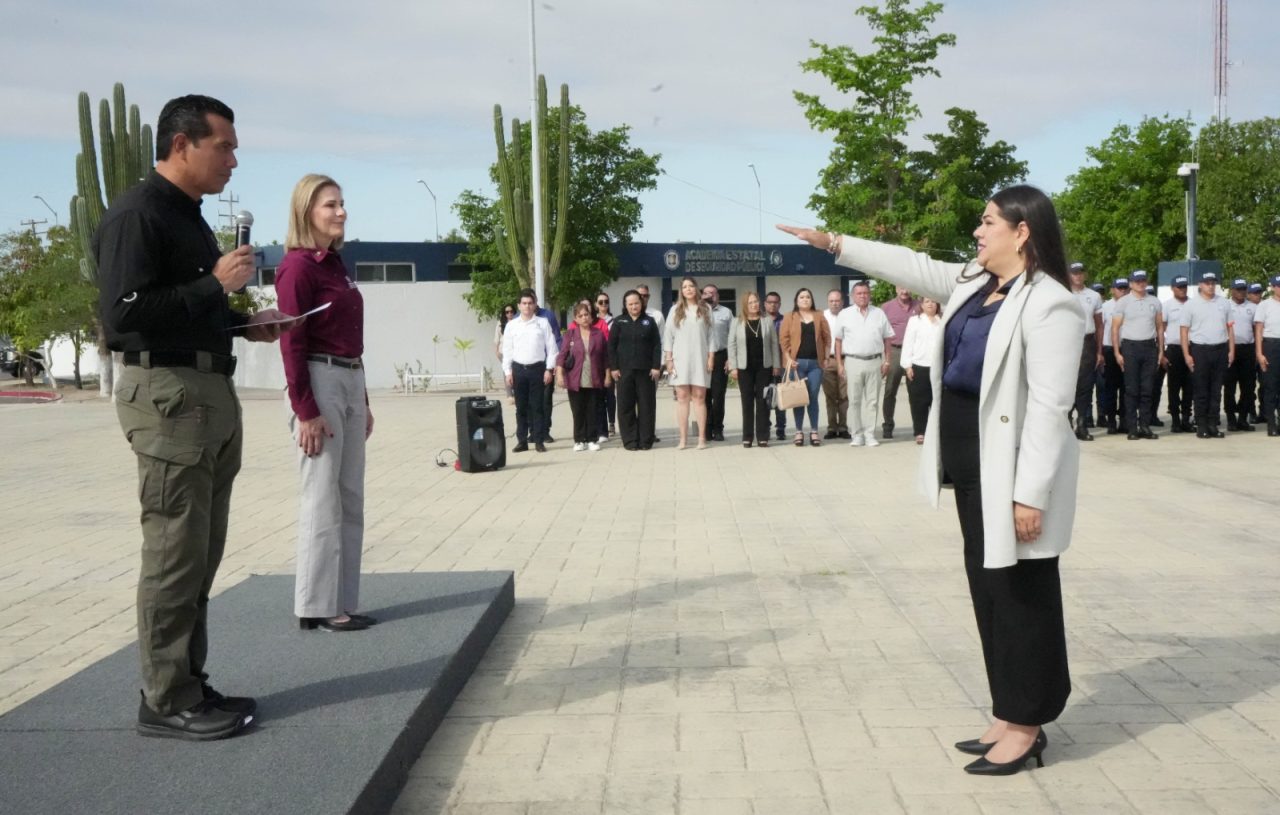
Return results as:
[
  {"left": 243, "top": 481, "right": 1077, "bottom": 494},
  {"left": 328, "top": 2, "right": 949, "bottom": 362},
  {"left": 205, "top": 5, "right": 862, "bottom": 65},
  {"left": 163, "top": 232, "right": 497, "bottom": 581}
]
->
[{"left": 1212, "top": 0, "right": 1229, "bottom": 121}]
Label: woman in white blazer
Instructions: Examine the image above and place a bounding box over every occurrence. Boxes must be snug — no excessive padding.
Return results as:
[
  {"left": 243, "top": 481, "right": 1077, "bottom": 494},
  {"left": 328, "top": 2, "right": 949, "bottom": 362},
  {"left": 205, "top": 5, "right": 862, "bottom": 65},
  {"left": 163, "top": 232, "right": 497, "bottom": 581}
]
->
[{"left": 780, "top": 185, "right": 1083, "bottom": 777}]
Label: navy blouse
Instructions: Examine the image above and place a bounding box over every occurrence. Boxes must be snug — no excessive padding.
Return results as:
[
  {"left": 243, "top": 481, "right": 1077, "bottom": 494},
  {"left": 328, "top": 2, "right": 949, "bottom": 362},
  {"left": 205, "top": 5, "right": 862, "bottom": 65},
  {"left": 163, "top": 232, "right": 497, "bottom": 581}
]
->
[{"left": 942, "top": 274, "right": 1019, "bottom": 395}]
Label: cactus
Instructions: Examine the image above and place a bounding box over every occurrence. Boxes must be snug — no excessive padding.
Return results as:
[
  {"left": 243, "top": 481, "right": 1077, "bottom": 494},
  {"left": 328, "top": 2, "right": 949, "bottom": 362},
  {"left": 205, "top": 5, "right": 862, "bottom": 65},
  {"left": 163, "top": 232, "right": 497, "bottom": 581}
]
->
[
  {"left": 493, "top": 75, "right": 570, "bottom": 303},
  {"left": 70, "top": 83, "right": 153, "bottom": 396},
  {"left": 72, "top": 83, "right": 152, "bottom": 284}
]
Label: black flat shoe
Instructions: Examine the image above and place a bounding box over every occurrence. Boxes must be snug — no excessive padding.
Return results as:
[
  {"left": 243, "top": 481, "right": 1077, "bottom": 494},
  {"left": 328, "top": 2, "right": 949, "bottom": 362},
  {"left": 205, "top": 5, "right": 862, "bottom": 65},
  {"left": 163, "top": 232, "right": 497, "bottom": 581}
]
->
[
  {"left": 347, "top": 613, "right": 378, "bottom": 626},
  {"left": 137, "top": 691, "right": 251, "bottom": 741},
  {"left": 963, "top": 730, "right": 1047, "bottom": 776},
  {"left": 299, "top": 616, "right": 370, "bottom": 632},
  {"left": 202, "top": 682, "right": 257, "bottom": 716},
  {"left": 954, "top": 737, "right": 995, "bottom": 756}
]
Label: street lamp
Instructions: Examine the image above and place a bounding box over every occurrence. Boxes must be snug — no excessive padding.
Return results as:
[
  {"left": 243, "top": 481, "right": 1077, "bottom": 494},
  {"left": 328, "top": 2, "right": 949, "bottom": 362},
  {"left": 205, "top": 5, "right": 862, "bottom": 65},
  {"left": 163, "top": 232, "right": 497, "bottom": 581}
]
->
[
  {"left": 33, "top": 195, "right": 57, "bottom": 226},
  {"left": 528, "top": 0, "right": 546, "bottom": 305},
  {"left": 746, "top": 163, "right": 762, "bottom": 244},
  {"left": 416, "top": 179, "right": 439, "bottom": 242}
]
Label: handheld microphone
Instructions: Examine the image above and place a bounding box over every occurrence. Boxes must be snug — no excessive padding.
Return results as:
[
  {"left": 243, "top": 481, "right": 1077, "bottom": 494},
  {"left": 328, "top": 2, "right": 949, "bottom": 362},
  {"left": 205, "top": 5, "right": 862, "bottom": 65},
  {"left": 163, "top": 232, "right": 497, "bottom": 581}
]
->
[{"left": 234, "top": 210, "right": 254, "bottom": 248}]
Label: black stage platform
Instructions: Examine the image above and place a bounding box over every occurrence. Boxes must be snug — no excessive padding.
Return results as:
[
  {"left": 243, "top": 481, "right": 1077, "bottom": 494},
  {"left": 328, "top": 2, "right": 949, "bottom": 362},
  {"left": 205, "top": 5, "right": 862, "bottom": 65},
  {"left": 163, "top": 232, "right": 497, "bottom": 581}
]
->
[{"left": 0, "top": 571, "right": 514, "bottom": 815}]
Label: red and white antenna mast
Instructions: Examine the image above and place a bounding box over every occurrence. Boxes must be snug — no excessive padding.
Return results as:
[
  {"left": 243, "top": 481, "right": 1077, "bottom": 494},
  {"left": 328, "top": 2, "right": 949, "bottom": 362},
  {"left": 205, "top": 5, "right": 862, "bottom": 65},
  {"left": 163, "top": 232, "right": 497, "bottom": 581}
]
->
[{"left": 1213, "top": 0, "right": 1229, "bottom": 120}]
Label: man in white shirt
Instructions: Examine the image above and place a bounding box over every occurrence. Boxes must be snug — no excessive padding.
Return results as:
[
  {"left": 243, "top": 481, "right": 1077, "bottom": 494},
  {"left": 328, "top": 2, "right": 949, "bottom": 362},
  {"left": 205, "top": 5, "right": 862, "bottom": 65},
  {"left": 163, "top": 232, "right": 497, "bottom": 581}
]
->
[
  {"left": 1112, "top": 270, "right": 1165, "bottom": 440},
  {"left": 1225, "top": 278, "right": 1259, "bottom": 431},
  {"left": 1161, "top": 276, "right": 1194, "bottom": 433},
  {"left": 821, "top": 289, "right": 850, "bottom": 439},
  {"left": 1068, "top": 262, "right": 1103, "bottom": 440},
  {"left": 502, "top": 288, "right": 558, "bottom": 452},
  {"left": 1180, "top": 271, "right": 1234, "bottom": 438},
  {"left": 1255, "top": 275, "right": 1280, "bottom": 435},
  {"left": 835, "top": 280, "right": 894, "bottom": 447},
  {"left": 1100, "top": 279, "right": 1129, "bottom": 434},
  {"left": 701, "top": 284, "right": 734, "bottom": 441}
]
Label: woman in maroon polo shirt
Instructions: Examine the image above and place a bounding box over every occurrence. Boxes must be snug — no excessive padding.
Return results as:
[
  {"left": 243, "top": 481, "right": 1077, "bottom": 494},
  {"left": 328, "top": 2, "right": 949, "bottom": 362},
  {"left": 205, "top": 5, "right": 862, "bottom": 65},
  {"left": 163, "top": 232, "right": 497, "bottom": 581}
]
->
[{"left": 275, "top": 174, "right": 374, "bottom": 633}]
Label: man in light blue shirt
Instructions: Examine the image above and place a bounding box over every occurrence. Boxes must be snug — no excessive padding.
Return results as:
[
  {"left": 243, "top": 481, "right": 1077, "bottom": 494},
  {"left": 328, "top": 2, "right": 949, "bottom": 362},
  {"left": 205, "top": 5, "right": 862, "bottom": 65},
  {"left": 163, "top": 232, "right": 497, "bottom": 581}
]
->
[
  {"left": 1225, "top": 278, "right": 1259, "bottom": 430},
  {"left": 1180, "top": 271, "right": 1234, "bottom": 438}
]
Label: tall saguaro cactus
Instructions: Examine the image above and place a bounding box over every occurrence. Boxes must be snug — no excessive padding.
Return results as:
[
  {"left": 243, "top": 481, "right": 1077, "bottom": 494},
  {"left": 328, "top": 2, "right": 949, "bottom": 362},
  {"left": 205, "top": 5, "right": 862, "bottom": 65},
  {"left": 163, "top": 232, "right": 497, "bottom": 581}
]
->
[
  {"left": 70, "top": 82, "right": 153, "bottom": 396},
  {"left": 493, "top": 75, "right": 570, "bottom": 303}
]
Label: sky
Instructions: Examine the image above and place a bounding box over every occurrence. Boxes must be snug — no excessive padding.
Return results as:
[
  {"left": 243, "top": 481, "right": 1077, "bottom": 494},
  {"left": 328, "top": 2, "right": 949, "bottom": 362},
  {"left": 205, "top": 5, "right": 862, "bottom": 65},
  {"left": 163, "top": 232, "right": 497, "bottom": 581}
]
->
[{"left": 3, "top": 0, "right": 1278, "bottom": 248}]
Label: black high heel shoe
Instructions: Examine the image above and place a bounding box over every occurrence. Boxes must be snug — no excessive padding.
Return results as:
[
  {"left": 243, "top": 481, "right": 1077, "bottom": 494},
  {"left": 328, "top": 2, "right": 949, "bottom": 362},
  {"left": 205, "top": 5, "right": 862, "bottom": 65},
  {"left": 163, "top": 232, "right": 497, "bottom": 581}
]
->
[
  {"left": 963, "top": 729, "right": 1047, "bottom": 776},
  {"left": 298, "top": 616, "right": 369, "bottom": 632},
  {"left": 953, "top": 737, "right": 995, "bottom": 756}
]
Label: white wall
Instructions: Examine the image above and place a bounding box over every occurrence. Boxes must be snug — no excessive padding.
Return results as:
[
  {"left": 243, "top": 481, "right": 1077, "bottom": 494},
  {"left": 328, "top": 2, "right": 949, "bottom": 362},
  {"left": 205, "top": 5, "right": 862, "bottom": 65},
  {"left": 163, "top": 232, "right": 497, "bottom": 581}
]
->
[{"left": 45, "top": 274, "right": 848, "bottom": 387}]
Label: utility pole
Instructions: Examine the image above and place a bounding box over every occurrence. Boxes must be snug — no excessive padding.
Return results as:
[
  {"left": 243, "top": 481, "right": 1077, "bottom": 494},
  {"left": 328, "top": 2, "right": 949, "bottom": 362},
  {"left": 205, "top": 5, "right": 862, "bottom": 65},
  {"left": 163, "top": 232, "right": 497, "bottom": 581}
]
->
[
  {"left": 1213, "top": 0, "right": 1229, "bottom": 121},
  {"left": 217, "top": 190, "right": 240, "bottom": 231},
  {"left": 20, "top": 218, "right": 47, "bottom": 236},
  {"left": 528, "top": 0, "right": 546, "bottom": 305}
]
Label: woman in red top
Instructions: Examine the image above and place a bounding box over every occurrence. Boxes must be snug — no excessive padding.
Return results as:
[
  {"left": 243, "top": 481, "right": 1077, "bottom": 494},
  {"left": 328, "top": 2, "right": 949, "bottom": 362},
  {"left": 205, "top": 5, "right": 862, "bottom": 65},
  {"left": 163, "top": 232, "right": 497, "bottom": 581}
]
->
[{"left": 275, "top": 174, "right": 373, "bottom": 633}]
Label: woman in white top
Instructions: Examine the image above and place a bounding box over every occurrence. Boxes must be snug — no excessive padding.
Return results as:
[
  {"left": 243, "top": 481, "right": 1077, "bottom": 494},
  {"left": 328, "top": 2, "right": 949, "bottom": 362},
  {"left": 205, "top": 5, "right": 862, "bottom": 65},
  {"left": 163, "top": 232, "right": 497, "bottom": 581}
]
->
[
  {"left": 662, "top": 276, "right": 714, "bottom": 449},
  {"left": 901, "top": 297, "right": 942, "bottom": 444}
]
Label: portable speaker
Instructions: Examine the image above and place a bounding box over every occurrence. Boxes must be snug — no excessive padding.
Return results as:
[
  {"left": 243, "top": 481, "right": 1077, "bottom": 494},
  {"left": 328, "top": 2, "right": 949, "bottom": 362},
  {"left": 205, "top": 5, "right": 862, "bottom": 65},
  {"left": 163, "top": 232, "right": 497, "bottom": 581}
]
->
[{"left": 456, "top": 396, "right": 506, "bottom": 473}]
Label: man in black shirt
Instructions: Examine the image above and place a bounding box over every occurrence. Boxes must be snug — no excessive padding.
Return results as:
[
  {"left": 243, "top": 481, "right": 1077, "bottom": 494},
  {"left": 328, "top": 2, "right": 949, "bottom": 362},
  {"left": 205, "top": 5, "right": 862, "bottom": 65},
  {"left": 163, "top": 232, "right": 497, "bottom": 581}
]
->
[{"left": 95, "top": 95, "right": 294, "bottom": 741}]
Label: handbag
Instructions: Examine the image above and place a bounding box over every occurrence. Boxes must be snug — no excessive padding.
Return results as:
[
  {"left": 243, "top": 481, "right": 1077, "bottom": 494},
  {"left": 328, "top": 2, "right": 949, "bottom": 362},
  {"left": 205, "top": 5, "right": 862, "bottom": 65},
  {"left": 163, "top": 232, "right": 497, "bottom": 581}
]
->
[{"left": 775, "top": 361, "right": 810, "bottom": 410}]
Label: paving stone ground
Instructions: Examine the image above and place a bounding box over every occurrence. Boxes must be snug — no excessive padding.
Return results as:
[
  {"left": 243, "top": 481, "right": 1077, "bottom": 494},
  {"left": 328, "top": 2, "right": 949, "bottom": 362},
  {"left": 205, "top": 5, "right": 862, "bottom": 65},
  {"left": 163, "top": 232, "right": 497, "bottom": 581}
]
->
[{"left": 2, "top": 380, "right": 1278, "bottom": 814}]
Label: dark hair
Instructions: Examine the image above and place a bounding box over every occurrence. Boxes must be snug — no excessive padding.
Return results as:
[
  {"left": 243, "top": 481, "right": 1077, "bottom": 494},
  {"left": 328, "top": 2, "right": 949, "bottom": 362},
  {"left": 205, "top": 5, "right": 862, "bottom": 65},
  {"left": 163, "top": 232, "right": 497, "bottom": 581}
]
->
[
  {"left": 622, "top": 289, "right": 642, "bottom": 306},
  {"left": 988, "top": 184, "right": 1069, "bottom": 289},
  {"left": 792, "top": 287, "right": 815, "bottom": 312},
  {"left": 499, "top": 303, "right": 517, "bottom": 328},
  {"left": 155, "top": 95, "right": 235, "bottom": 160},
  {"left": 518, "top": 288, "right": 537, "bottom": 304},
  {"left": 765, "top": 291, "right": 781, "bottom": 300}
]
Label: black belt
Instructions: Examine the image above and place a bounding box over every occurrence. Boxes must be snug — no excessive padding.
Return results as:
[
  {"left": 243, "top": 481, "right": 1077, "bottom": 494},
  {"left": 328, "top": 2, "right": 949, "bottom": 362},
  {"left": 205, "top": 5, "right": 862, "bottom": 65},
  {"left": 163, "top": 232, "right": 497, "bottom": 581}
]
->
[
  {"left": 307, "top": 353, "right": 362, "bottom": 369},
  {"left": 844, "top": 353, "right": 882, "bottom": 360},
  {"left": 122, "top": 350, "right": 236, "bottom": 376}
]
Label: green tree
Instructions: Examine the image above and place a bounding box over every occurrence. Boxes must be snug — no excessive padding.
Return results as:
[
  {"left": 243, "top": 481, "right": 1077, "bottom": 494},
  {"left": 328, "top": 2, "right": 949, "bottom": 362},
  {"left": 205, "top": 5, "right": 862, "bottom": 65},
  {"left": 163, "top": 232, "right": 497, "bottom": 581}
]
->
[
  {"left": 1197, "top": 117, "right": 1280, "bottom": 281},
  {"left": 457, "top": 105, "right": 661, "bottom": 319},
  {"left": 905, "top": 107, "right": 1028, "bottom": 257},
  {"left": 1055, "top": 115, "right": 1195, "bottom": 283},
  {"left": 214, "top": 226, "right": 276, "bottom": 314},
  {"left": 794, "top": 0, "right": 956, "bottom": 240}
]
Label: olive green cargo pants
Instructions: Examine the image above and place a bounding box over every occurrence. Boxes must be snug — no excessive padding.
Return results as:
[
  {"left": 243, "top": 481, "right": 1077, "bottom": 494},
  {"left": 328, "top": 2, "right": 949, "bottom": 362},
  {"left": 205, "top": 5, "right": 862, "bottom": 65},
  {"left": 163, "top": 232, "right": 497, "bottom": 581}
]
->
[{"left": 115, "top": 360, "right": 242, "bottom": 715}]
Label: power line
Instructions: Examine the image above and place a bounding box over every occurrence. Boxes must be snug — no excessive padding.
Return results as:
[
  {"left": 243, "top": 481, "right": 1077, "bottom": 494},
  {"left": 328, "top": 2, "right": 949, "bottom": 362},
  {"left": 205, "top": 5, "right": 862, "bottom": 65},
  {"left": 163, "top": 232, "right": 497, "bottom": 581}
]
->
[{"left": 658, "top": 169, "right": 811, "bottom": 227}]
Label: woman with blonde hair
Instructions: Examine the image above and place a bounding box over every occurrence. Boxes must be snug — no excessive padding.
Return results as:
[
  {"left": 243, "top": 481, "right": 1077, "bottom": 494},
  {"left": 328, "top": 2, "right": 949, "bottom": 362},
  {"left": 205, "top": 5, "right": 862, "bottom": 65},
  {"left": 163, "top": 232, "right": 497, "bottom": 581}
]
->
[
  {"left": 275, "top": 174, "right": 373, "bottom": 633},
  {"left": 727, "top": 290, "right": 781, "bottom": 446},
  {"left": 662, "top": 276, "right": 714, "bottom": 449}
]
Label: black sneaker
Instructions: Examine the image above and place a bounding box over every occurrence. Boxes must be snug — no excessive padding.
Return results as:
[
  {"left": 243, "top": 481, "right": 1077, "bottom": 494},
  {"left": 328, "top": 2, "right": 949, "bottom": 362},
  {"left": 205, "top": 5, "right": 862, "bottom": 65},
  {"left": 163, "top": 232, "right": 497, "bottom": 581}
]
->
[
  {"left": 137, "top": 692, "right": 251, "bottom": 741},
  {"left": 824, "top": 430, "right": 839, "bottom": 439},
  {"left": 512, "top": 442, "right": 529, "bottom": 453},
  {"left": 202, "top": 683, "right": 257, "bottom": 716},
  {"left": 838, "top": 430, "right": 852, "bottom": 439},
  {"left": 535, "top": 442, "right": 547, "bottom": 452}
]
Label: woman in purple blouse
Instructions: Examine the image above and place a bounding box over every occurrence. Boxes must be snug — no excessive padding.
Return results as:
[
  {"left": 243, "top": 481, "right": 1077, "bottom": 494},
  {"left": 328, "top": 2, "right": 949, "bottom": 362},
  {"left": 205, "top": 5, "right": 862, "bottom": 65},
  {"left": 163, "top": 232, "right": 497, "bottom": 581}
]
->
[
  {"left": 555, "top": 301, "right": 610, "bottom": 451},
  {"left": 275, "top": 174, "right": 374, "bottom": 633}
]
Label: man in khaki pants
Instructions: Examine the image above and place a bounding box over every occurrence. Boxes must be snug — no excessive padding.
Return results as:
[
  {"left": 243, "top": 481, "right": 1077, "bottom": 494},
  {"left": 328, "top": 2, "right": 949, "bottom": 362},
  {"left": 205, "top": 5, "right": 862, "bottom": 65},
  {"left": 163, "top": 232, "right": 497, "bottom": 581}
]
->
[
  {"left": 821, "top": 289, "right": 850, "bottom": 439},
  {"left": 96, "top": 94, "right": 294, "bottom": 740}
]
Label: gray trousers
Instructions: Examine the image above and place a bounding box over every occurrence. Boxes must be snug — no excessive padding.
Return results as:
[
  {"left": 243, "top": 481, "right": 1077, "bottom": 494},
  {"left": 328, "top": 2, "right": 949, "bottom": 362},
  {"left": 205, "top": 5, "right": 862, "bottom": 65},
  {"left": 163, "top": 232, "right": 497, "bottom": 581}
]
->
[
  {"left": 291, "top": 361, "right": 366, "bottom": 618},
  {"left": 846, "top": 356, "right": 884, "bottom": 438},
  {"left": 116, "top": 362, "right": 242, "bottom": 715}
]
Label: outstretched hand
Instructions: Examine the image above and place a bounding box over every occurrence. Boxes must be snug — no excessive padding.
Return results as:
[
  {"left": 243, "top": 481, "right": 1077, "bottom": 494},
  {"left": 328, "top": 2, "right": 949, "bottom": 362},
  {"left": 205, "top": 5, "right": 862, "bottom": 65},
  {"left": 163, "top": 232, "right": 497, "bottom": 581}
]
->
[{"left": 776, "top": 224, "right": 837, "bottom": 252}]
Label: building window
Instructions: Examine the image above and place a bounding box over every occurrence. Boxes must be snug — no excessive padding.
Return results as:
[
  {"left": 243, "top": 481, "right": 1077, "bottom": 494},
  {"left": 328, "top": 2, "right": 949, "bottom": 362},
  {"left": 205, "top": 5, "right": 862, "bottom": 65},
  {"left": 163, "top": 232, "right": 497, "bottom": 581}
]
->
[
  {"left": 258, "top": 267, "right": 276, "bottom": 286},
  {"left": 354, "top": 262, "right": 416, "bottom": 283}
]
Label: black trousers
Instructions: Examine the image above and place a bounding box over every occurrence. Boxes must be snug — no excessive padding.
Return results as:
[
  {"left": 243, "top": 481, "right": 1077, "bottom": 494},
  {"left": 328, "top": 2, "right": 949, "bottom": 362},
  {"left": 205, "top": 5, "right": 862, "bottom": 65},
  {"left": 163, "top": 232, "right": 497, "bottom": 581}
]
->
[
  {"left": 1073, "top": 335, "right": 1097, "bottom": 424},
  {"left": 905, "top": 365, "right": 932, "bottom": 436},
  {"left": 707, "top": 349, "right": 729, "bottom": 435},
  {"left": 543, "top": 379, "right": 555, "bottom": 434},
  {"left": 1225, "top": 342, "right": 1258, "bottom": 418},
  {"left": 1262, "top": 339, "right": 1280, "bottom": 423},
  {"left": 1164, "top": 343, "right": 1191, "bottom": 422},
  {"left": 1101, "top": 346, "right": 1126, "bottom": 427},
  {"left": 567, "top": 387, "right": 601, "bottom": 443},
  {"left": 1121, "top": 338, "right": 1159, "bottom": 429},
  {"left": 595, "top": 382, "right": 617, "bottom": 435},
  {"left": 773, "top": 371, "right": 787, "bottom": 434},
  {"left": 1190, "top": 342, "right": 1229, "bottom": 426},
  {"left": 1150, "top": 362, "right": 1165, "bottom": 423},
  {"left": 616, "top": 369, "right": 657, "bottom": 449},
  {"left": 736, "top": 365, "right": 772, "bottom": 442},
  {"left": 512, "top": 362, "right": 547, "bottom": 444},
  {"left": 939, "top": 388, "right": 1071, "bottom": 726}
]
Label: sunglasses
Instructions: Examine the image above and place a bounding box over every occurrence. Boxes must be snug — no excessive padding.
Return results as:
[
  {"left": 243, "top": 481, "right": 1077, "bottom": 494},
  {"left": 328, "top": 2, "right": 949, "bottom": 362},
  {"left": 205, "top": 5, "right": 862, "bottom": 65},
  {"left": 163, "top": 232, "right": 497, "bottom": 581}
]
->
[{"left": 596, "top": 299, "right": 609, "bottom": 305}]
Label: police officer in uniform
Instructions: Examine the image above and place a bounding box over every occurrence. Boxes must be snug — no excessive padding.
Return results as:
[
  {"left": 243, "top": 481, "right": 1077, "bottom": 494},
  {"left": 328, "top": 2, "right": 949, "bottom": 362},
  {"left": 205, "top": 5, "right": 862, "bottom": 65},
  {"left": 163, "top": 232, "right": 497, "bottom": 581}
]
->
[
  {"left": 96, "top": 95, "right": 294, "bottom": 740},
  {"left": 1112, "top": 270, "right": 1164, "bottom": 439},
  {"left": 1180, "top": 271, "right": 1234, "bottom": 438},
  {"left": 1068, "top": 262, "right": 1103, "bottom": 440},
  {"left": 1251, "top": 282, "right": 1269, "bottom": 423},
  {"left": 1256, "top": 276, "right": 1280, "bottom": 436},
  {"left": 1161, "top": 276, "right": 1193, "bottom": 432},
  {"left": 1088, "top": 282, "right": 1106, "bottom": 427},
  {"left": 1224, "top": 278, "right": 1258, "bottom": 431},
  {"left": 1100, "top": 278, "right": 1129, "bottom": 434}
]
